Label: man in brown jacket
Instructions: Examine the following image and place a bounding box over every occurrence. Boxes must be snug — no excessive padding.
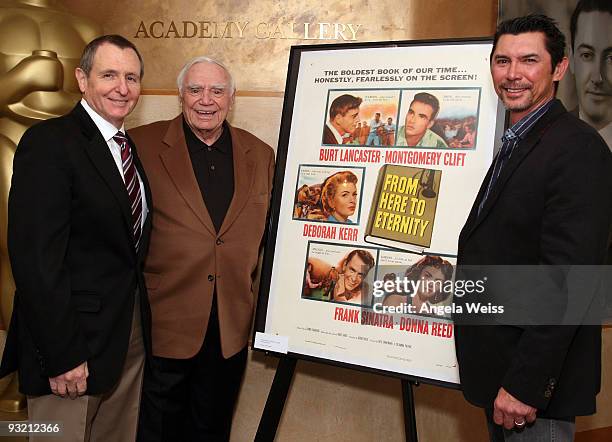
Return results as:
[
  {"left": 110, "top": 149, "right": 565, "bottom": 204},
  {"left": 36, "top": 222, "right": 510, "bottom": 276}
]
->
[{"left": 129, "top": 56, "right": 274, "bottom": 442}]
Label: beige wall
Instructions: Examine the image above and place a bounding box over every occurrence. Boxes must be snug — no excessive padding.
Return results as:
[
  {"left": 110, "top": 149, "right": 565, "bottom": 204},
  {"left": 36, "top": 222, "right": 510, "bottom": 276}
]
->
[
  {"left": 62, "top": 0, "right": 498, "bottom": 93},
  {"left": 45, "top": 1, "right": 612, "bottom": 441},
  {"left": 63, "top": 0, "right": 498, "bottom": 149}
]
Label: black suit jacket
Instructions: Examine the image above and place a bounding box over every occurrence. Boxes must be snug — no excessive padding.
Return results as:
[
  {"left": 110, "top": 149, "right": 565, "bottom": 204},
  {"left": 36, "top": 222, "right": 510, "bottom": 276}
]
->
[
  {"left": 454, "top": 100, "right": 612, "bottom": 417},
  {"left": 0, "top": 103, "right": 152, "bottom": 395}
]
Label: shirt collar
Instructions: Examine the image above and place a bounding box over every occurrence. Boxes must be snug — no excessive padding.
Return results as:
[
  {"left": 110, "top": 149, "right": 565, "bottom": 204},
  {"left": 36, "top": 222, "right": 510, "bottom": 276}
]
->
[
  {"left": 503, "top": 98, "right": 555, "bottom": 142},
  {"left": 80, "top": 98, "right": 125, "bottom": 142},
  {"left": 183, "top": 117, "right": 231, "bottom": 154}
]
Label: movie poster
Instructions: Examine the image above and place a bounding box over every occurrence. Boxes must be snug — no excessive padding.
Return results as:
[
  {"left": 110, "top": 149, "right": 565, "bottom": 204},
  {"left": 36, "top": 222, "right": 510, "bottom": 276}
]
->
[{"left": 255, "top": 40, "right": 501, "bottom": 385}]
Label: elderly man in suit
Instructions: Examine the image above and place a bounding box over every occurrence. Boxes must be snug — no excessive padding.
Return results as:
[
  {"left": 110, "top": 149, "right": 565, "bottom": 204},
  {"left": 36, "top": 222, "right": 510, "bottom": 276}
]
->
[
  {"left": 0, "top": 35, "right": 152, "bottom": 442},
  {"left": 130, "top": 57, "right": 274, "bottom": 442},
  {"left": 454, "top": 15, "right": 611, "bottom": 442}
]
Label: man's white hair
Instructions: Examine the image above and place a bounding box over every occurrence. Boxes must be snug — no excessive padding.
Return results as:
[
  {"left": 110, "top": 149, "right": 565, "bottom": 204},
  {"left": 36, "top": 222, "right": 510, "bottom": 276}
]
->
[{"left": 176, "top": 56, "right": 235, "bottom": 95}]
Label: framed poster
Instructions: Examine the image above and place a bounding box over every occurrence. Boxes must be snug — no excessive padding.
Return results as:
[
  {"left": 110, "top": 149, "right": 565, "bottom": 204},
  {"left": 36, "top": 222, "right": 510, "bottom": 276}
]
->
[{"left": 254, "top": 38, "right": 503, "bottom": 387}]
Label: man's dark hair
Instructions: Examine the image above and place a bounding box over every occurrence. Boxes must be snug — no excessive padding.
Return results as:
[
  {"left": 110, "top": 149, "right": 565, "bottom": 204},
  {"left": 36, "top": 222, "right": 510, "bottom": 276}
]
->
[
  {"left": 79, "top": 35, "right": 144, "bottom": 78},
  {"left": 344, "top": 249, "right": 375, "bottom": 273},
  {"left": 411, "top": 92, "right": 440, "bottom": 120},
  {"left": 329, "top": 94, "right": 362, "bottom": 120},
  {"left": 492, "top": 14, "right": 565, "bottom": 72},
  {"left": 570, "top": 0, "right": 612, "bottom": 49}
]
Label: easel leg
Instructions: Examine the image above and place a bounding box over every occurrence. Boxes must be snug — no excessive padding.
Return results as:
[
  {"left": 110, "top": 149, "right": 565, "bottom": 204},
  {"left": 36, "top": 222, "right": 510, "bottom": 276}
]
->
[
  {"left": 255, "top": 356, "right": 297, "bottom": 442},
  {"left": 402, "top": 379, "right": 419, "bottom": 442}
]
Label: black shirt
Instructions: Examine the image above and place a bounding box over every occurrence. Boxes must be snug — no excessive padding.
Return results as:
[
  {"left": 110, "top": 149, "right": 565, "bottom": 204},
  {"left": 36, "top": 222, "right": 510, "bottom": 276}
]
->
[{"left": 183, "top": 118, "right": 234, "bottom": 233}]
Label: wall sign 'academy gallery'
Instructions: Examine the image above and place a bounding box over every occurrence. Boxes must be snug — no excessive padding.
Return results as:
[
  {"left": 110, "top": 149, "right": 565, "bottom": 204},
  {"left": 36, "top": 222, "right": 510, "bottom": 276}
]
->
[{"left": 133, "top": 20, "right": 364, "bottom": 40}]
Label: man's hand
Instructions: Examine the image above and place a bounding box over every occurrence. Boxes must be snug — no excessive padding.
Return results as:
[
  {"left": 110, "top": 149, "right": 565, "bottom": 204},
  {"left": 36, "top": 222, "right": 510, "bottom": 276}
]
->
[
  {"left": 493, "top": 387, "right": 537, "bottom": 430},
  {"left": 49, "top": 362, "right": 88, "bottom": 399}
]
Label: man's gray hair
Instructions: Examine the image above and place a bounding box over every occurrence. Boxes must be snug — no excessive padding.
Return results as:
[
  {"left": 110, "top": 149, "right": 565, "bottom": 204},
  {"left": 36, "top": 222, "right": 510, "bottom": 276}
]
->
[{"left": 176, "top": 56, "right": 235, "bottom": 95}]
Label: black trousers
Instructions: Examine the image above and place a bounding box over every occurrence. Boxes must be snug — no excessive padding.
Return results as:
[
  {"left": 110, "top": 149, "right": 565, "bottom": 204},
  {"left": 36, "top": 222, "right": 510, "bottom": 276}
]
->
[{"left": 137, "top": 296, "right": 248, "bottom": 442}]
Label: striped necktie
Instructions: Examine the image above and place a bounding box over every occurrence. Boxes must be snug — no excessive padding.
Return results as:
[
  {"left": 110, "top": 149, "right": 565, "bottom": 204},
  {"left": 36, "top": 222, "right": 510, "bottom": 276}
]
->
[{"left": 113, "top": 132, "right": 142, "bottom": 250}]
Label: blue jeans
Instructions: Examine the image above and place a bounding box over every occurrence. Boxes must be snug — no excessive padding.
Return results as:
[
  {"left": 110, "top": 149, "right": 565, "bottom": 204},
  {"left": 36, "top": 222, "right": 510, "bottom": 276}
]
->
[
  {"left": 485, "top": 410, "right": 575, "bottom": 442},
  {"left": 366, "top": 132, "right": 380, "bottom": 146}
]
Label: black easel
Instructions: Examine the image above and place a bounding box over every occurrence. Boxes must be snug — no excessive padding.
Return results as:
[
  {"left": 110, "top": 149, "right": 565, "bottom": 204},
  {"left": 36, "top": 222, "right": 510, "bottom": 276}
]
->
[
  {"left": 402, "top": 378, "right": 419, "bottom": 442},
  {"left": 255, "top": 356, "right": 419, "bottom": 442},
  {"left": 254, "top": 356, "right": 297, "bottom": 442}
]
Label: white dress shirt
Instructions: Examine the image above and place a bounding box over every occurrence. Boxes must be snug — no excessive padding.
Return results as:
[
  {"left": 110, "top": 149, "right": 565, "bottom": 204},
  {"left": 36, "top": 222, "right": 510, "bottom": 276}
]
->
[{"left": 80, "top": 99, "right": 148, "bottom": 230}]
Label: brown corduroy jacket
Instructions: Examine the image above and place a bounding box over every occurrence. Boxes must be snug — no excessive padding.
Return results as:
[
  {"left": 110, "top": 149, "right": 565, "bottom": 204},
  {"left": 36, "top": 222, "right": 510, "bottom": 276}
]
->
[{"left": 129, "top": 115, "right": 274, "bottom": 359}]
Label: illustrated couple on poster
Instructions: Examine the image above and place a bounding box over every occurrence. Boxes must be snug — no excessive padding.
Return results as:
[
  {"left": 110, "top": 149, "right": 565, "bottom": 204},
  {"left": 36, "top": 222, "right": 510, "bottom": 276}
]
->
[{"left": 303, "top": 244, "right": 455, "bottom": 318}]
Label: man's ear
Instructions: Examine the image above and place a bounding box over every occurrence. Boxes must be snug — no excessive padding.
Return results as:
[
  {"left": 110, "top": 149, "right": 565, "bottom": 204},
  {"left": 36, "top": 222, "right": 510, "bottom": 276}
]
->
[
  {"left": 75, "top": 68, "right": 87, "bottom": 93},
  {"left": 553, "top": 56, "right": 569, "bottom": 82},
  {"left": 568, "top": 47, "right": 575, "bottom": 75}
]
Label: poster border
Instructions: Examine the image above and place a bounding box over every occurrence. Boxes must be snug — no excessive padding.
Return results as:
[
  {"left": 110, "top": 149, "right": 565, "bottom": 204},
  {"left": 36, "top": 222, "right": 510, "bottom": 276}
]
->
[{"left": 253, "top": 36, "right": 495, "bottom": 389}]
